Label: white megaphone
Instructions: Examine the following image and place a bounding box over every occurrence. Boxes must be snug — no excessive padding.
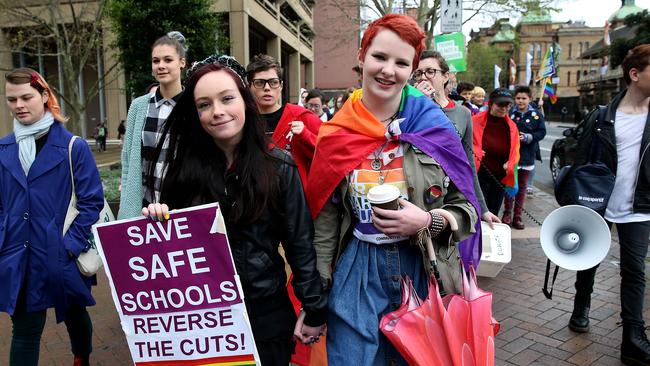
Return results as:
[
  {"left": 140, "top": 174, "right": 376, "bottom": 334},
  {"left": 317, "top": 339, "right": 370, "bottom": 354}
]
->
[{"left": 540, "top": 205, "right": 611, "bottom": 271}]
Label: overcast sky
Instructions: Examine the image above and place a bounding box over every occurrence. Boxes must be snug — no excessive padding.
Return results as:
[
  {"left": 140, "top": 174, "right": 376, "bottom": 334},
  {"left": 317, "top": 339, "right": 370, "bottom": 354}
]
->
[{"left": 458, "top": 0, "right": 650, "bottom": 39}]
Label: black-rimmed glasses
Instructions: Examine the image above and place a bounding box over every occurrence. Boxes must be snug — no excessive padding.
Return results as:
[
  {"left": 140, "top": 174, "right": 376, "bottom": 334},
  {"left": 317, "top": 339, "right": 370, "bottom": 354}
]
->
[
  {"left": 251, "top": 78, "right": 282, "bottom": 89},
  {"left": 413, "top": 68, "right": 445, "bottom": 79}
]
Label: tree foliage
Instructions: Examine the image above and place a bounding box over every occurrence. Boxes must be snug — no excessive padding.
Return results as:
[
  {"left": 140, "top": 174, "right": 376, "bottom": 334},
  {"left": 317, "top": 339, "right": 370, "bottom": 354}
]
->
[
  {"left": 107, "top": 0, "right": 227, "bottom": 97},
  {"left": 463, "top": 41, "right": 507, "bottom": 91},
  {"left": 0, "top": 0, "right": 114, "bottom": 137},
  {"left": 329, "top": 0, "right": 557, "bottom": 47},
  {"left": 609, "top": 10, "right": 650, "bottom": 69}
]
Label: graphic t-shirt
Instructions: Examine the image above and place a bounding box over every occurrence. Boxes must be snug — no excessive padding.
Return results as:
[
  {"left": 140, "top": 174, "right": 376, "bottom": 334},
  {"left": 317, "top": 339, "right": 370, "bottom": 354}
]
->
[{"left": 348, "top": 140, "right": 410, "bottom": 244}]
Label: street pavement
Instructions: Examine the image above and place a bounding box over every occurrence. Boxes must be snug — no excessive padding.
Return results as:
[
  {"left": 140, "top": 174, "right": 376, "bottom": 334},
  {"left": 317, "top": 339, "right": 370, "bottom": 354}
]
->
[{"left": 0, "top": 134, "right": 646, "bottom": 365}]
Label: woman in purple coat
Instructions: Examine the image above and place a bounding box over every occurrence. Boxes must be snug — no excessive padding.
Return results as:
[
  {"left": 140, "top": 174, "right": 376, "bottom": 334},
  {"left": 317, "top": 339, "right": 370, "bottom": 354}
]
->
[{"left": 0, "top": 68, "right": 104, "bottom": 366}]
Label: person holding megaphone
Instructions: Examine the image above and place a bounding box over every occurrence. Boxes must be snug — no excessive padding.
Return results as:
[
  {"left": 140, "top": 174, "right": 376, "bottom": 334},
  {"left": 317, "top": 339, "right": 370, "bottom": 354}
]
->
[{"left": 561, "top": 44, "right": 650, "bottom": 366}]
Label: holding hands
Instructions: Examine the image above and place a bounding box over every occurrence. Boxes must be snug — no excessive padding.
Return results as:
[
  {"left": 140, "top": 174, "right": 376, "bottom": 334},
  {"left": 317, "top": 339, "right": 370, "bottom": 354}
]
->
[{"left": 293, "top": 310, "right": 327, "bottom": 345}]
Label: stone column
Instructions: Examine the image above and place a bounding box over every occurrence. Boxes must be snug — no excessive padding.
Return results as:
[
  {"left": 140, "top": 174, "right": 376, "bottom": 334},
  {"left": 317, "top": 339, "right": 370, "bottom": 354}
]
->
[
  {"left": 288, "top": 51, "right": 301, "bottom": 104},
  {"left": 267, "top": 36, "right": 281, "bottom": 62},
  {"left": 304, "top": 60, "right": 314, "bottom": 89},
  {"left": 229, "top": 4, "right": 250, "bottom": 66},
  {"left": 0, "top": 31, "right": 13, "bottom": 136}
]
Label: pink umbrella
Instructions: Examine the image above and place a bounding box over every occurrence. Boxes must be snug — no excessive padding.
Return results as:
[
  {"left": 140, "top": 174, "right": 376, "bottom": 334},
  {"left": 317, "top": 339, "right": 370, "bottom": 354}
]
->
[{"left": 380, "top": 268, "right": 499, "bottom": 366}]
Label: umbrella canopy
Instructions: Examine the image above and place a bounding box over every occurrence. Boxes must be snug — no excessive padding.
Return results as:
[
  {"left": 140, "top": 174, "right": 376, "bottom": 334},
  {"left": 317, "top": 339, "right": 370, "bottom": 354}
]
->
[{"left": 380, "top": 268, "right": 499, "bottom": 366}]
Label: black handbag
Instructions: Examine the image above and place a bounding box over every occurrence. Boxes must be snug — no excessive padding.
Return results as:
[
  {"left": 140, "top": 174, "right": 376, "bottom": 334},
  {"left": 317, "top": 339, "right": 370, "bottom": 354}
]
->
[{"left": 554, "top": 106, "right": 615, "bottom": 216}]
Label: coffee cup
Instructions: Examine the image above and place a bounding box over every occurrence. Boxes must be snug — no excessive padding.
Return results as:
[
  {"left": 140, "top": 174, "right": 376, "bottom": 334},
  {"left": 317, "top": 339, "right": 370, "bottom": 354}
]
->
[{"left": 367, "top": 184, "right": 401, "bottom": 210}]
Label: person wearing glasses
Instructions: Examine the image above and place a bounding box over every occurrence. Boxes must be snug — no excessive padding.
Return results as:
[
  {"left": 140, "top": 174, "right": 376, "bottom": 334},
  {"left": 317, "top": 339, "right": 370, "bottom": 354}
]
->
[
  {"left": 246, "top": 54, "right": 322, "bottom": 184},
  {"left": 305, "top": 88, "right": 332, "bottom": 122},
  {"left": 413, "top": 50, "right": 500, "bottom": 227},
  {"left": 472, "top": 88, "right": 521, "bottom": 216}
]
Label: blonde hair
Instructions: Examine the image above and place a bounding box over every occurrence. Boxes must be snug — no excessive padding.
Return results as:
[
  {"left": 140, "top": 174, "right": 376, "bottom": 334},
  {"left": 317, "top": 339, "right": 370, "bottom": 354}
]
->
[
  {"left": 5, "top": 68, "right": 67, "bottom": 122},
  {"left": 472, "top": 86, "right": 486, "bottom": 98}
]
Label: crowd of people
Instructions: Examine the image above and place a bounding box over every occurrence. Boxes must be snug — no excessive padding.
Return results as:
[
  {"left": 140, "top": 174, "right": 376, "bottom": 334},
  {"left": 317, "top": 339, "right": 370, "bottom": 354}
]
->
[{"left": 1, "top": 13, "right": 649, "bottom": 366}]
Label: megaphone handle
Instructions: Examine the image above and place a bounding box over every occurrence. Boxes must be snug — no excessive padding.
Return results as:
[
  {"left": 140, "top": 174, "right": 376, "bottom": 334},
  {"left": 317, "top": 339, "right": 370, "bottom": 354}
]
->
[{"left": 542, "top": 259, "right": 560, "bottom": 300}]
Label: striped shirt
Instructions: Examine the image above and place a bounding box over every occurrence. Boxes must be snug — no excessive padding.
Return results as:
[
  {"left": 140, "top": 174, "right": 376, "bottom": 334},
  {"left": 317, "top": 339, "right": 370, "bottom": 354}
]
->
[{"left": 141, "top": 89, "right": 182, "bottom": 205}]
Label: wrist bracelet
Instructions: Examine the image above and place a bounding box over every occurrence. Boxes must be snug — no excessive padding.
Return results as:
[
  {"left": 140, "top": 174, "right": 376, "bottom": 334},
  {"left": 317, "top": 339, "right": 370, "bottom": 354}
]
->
[{"left": 428, "top": 211, "right": 444, "bottom": 237}]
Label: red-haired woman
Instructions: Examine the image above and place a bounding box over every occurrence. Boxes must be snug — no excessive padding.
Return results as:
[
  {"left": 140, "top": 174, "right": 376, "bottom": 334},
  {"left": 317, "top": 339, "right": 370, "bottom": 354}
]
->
[
  {"left": 306, "top": 14, "right": 480, "bottom": 365},
  {"left": 0, "top": 68, "right": 104, "bottom": 366}
]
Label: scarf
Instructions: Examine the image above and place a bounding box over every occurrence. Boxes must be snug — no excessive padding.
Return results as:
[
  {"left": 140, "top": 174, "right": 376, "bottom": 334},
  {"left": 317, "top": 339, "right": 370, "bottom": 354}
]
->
[
  {"left": 306, "top": 85, "right": 482, "bottom": 268},
  {"left": 472, "top": 110, "right": 520, "bottom": 198},
  {"left": 13, "top": 111, "right": 55, "bottom": 176}
]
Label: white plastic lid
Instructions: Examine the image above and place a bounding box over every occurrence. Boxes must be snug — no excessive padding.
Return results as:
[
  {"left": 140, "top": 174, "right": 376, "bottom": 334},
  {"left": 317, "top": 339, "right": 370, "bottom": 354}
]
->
[{"left": 367, "top": 184, "right": 400, "bottom": 204}]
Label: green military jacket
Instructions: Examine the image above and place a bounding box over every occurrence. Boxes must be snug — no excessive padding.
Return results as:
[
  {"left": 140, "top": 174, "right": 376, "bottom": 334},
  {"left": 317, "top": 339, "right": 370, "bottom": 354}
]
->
[{"left": 313, "top": 143, "right": 478, "bottom": 294}]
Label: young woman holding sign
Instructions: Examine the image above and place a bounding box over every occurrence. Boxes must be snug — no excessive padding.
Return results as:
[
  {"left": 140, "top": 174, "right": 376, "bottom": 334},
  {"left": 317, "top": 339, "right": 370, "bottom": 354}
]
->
[
  {"left": 141, "top": 55, "right": 327, "bottom": 366},
  {"left": 0, "top": 68, "right": 104, "bottom": 366}
]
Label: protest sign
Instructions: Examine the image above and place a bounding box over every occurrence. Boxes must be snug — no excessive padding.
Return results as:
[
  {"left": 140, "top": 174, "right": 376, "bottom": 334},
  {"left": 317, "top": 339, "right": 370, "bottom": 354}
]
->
[
  {"left": 434, "top": 32, "right": 467, "bottom": 73},
  {"left": 93, "top": 203, "right": 259, "bottom": 365}
]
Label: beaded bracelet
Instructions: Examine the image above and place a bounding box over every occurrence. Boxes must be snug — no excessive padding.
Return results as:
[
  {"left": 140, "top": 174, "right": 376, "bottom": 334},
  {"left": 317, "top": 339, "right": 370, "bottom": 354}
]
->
[{"left": 428, "top": 211, "right": 444, "bottom": 237}]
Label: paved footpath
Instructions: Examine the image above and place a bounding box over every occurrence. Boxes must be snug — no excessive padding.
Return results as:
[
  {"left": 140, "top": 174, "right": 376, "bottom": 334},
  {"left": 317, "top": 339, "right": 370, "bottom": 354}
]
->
[{"left": 0, "top": 156, "right": 646, "bottom": 364}]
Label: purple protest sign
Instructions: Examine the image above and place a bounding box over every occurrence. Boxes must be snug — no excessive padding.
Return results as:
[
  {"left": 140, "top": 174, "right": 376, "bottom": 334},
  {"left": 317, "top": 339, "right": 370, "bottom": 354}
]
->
[{"left": 93, "top": 203, "right": 259, "bottom": 365}]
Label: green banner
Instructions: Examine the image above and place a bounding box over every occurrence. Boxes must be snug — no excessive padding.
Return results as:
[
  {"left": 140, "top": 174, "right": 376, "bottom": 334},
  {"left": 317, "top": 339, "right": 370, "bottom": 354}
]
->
[{"left": 434, "top": 32, "right": 466, "bottom": 73}]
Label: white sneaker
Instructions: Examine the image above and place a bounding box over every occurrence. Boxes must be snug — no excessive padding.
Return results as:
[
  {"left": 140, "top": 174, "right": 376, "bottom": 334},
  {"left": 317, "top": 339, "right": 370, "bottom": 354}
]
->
[{"left": 526, "top": 187, "right": 534, "bottom": 197}]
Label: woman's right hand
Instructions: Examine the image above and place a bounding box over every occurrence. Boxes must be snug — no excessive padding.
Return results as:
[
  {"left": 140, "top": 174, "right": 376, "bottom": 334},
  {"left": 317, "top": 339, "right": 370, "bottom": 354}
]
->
[
  {"left": 414, "top": 80, "right": 435, "bottom": 98},
  {"left": 142, "top": 203, "right": 169, "bottom": 221}
]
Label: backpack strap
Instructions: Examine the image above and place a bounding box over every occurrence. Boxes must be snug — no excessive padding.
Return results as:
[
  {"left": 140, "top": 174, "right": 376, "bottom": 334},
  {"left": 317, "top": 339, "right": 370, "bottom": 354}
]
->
[{"left": 588, "top": 105, "right": 608, "bottom": 163}]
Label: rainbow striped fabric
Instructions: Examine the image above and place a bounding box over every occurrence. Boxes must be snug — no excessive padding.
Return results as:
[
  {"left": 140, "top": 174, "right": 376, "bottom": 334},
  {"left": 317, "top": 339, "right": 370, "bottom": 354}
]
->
[
  {"left": 135, "top": 354, "right": 256, "bottom": 366},
  {"left": 306, "top": 84, "right": 482, "bottom": 268},
  {"left": 544, "top": 78, "right": 557, "bottom": 104}
]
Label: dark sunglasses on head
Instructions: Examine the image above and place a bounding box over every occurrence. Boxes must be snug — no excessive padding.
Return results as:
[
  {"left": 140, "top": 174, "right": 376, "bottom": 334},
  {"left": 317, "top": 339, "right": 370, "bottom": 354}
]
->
[
  {"left": 251, "top": 78, "right": 282, "bottom": 89},
  {"left": 495, "top": 102, "right": 512, "bottom": 107}
]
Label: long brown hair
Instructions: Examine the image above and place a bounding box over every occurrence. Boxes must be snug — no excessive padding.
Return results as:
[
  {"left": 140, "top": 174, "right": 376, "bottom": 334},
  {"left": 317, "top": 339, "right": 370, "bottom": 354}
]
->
[
  {"left": 5, "top": 68, "right": 67, "bottom": 122},
  {"left": 149, "top": 62, "right": 280, "bottom": 225}
]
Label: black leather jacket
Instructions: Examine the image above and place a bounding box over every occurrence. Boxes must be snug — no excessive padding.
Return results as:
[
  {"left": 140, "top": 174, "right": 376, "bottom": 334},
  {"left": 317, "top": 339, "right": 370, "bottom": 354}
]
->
[
  {"left": 224, "top": 149, "right": 327, "bottom": 327},
  {"left": 575, "top": 90, "right": 650, "bottom": 212}
]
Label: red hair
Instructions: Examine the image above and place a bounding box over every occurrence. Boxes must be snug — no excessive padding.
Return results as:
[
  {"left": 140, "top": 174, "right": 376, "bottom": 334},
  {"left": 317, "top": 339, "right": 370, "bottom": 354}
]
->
[
  {"left": 359, "top": 13, "right": 426, "bottom": 70},
  {"left": 5, "top": 68, "right": 67, "bottom": 122}
]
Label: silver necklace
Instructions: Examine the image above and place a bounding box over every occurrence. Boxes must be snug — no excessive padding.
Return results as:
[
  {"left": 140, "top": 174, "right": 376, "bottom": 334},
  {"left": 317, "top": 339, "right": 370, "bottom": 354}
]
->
[{"left": 371, "top": 140, "right": 391, "bottom": 171}]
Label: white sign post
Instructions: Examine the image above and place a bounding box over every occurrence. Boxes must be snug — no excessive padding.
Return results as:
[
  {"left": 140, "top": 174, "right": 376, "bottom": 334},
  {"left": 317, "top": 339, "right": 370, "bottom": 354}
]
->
[{"left": 440, "top": 0, "right": 463, "bottom": 34}]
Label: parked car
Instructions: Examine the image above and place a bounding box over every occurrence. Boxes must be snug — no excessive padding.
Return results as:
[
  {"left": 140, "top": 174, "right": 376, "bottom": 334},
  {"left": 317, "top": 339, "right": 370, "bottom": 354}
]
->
[{"left": 549, "top": 122, "right": 584, "bottom": 182}]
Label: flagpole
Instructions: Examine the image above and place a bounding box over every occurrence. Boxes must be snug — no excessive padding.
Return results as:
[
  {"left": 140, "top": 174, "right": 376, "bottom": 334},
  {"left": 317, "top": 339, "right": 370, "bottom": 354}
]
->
[{"left": 538, "top": 76, "right": 547, "bottom": 106}]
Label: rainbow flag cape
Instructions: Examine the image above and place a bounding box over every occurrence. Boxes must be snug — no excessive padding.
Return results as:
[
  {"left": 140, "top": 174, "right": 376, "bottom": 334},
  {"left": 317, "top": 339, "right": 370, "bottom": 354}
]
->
[
  {"left": 544, "top": 78, "right": 557, "bottom": 104},
  {"left": 472, "top": 111, "right": 520, "bottom": 199},
  {"left": 306, "top": 85, "right": 482, "bottom": 268}
]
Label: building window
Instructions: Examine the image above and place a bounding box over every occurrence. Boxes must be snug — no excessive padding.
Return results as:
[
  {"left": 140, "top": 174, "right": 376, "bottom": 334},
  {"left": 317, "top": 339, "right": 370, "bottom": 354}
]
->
[
  {"left": 568, "top": 43, "right": 572, "bottom": 59},
  {"left": 585, "top": 42, "right": 589, "bottom": 51},
  {"left": 579, "top": 42, "right": 583, "bottom": 56},
  {"left": 528, "top": 44, "right": 534, "bottom": 60},
  {"left": 577, "top": 71, "right": 581, "bottom": 83},
  {"left": 535, "top": 43, "right": 542, "bottom": 60},
  {"left": 567, "top": 71, "right": 571, "bottom": 86}
]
